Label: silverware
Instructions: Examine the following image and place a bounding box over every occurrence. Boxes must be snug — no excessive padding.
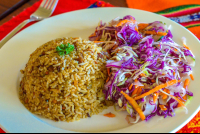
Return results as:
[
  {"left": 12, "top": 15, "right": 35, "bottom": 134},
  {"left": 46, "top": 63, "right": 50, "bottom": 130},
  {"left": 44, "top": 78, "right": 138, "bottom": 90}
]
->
[{"left": 0, "top": 0, "right": 59, "bottom": 48}]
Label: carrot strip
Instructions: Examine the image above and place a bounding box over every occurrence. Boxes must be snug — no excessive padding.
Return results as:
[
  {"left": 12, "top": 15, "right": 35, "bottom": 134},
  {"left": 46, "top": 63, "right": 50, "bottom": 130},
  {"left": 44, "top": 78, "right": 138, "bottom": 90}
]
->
[
  {"left": 177, "top": 95, "right": 187, "bottom": 107},
  {"left": 104, "top": 113, "right": 116, "bottom": 118},
  {"left": 162, "top": 89, "right": 170, "bottom": 100},
  {"left": 129, "top": 84, "right": 134, "bottom": 91},
  {"left": 145, "top": 31, "right": 167, "bottom": 36},
  {"left": 114, "top": 49, "right": 120, "bottom": 54},
  {"left": 116, "top": 20, "right": 136, "bottom": 27},
  {"left": 134, "top": 79, "right": 178, "bottom": 100},
  {"left": 135, "top": 27, "right": 139, "bottom": 33},
  {"left": 183, "top": 95, "right": 187, "bottom": 101},
  {"left": 159, "top": 105, "right": 167, "bottom": 111},
  {"left": 138, "top": 23, "right": 149, "bottom": 30},
  {"left": 136, "top": 87, "right": 143, "bottom": 96},
  {"left": 183, "top": 44, "right": 190, "bottom": 50},
  {"left": 112, "top": 45, "right": 118, "bottom": 50},
  {"left": 170, "top": 95, "right": 185, "bottom": 107},
  {"left": 89, "top": 32, "right": 96, "bottom": 38},
  {"left": 190, "top": 74, "right": 194, "bottom": 81},
  {"left": 93, "top": 41, "right": 104, "bottom": 43},
  {"left": 151, "top": 79, "right": 156, "bottom": 83},
  {"left": 121, "top": 91, "right": 146, "bottom": 120},
  {"left": 153, "top": 92, "right": 159, "bottom": 103},
  {"left": 106, "top": 77, "right": 110, "bottom": 83},
  {"left": 134, "top": 79, "right": 139, "bottom": 88},
  {"left": 123, "top": 106, "right": 126, "bottom": 110},
  {"left": 140, "top": 73, "right": 146, "bottom": 77},
  {"left": 184, "top": 79, "right": 190, "bottom": 89},
  {"left": 173, "top": 72, "right": 176, "bottom": 76},
  {"left": 131, "top": 86, "right": 139, "bottom": 97},
  {"left": 107, "top": 68, "right": 110, "bottom": 76}
]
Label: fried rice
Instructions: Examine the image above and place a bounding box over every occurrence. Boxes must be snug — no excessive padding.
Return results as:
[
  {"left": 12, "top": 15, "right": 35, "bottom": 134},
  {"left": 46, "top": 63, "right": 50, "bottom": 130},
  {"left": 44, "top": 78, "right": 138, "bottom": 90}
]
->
[{"left": 19, "top": 37, "right": 108, "bottom": 122}]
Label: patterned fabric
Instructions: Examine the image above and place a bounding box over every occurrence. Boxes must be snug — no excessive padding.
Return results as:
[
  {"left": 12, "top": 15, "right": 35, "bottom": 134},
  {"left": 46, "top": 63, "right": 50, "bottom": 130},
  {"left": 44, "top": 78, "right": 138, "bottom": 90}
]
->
[
  {"left": 155, "top": 4, "right": 200, "bottom": 39},
  {"left": 126, "top": 0, "right": 200, "bottom": 40},
  {"left": 126, "top": 0, "right": 200, "bottom": 133},
  {"left": 0, "top": 0, "right": 113, "bottom": 41}
]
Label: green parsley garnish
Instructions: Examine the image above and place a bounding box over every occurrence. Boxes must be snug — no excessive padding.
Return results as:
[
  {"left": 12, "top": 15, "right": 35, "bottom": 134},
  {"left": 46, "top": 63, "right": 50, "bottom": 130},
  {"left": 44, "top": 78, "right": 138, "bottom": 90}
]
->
[{"left": 56, "top": 43, "right": 74, "bottom": 56}]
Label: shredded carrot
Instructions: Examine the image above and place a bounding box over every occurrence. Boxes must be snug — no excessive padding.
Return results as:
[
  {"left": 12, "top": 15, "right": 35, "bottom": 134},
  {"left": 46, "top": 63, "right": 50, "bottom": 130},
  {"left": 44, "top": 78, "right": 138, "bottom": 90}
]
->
[
  {"left": 135, "top": 27, "right": 139, "bottom": 33},
  {"left": 89, "top": 32, "right": 96, "bottom": 38},
  {"left": 131, "top": 86, "right": 139, "bottom": 97},
  {"left": 177, "top": 95, "right": 187, "bottom": 107},
  {"left": 170, "top": 95, "right": 185, "bottom": 107},
  {"left": 140, "top": 73, "right": 146, "bottom": 77},
  {"left": 136, "top": 87, "right": 143, "bottom": 96},
  {"left": 158, "top": 44, "right": 161, "bottom": 48},
  {"left": 129, "top": 84, "right": 134, "bottom": 91},
  {"left": 159, "top": 105, "right": 167, "bottom": 111},
  {"left": 162, "top": 89, "right": 170, "bottom": 100},
  {"left": 174, "top": 48, "right": 178, "bottom": 51},
  {"left": 145, "top": 31, "right": 167, "bottom": 36},
  {"left": 153, "top": 92, "right": 159, "bottom": 103},
  {"left": 112, "top": 45, "right": 118, "bottom": 50},
  {"left": 151, "top": 79, "right": 156, "bottom": 83},
  {"left": 190, "top": 74, "right": 194, "bottom": 81},
  {"left": 104, "top": 113, "right": 116, "bottom": 118},
  {"left": 184, "top": 79, "right": 190, "bottom": 89},
  {"left": 134, "top": 79, "right": 139, "bottom": 88},
  {"left": 114, "top": 49, "right": 120, "bottom": 54},
  {"left": 123, "top": 106, "right": 126, "bottom": 110},
  {"left": 107, "top": 68, "right": 110, "bottom": 76},
  {"left": 183, "top": 44, "right": 190, "bottom": 50},
  {"left": 106, "top": 77, "right": 110, "bottom": 83},
  {"left": 138, "top": 23, "right": 149, "bottom": 30},
  {"left": 183, "top": 95, "right": 187, "bottom": 101},
  {"left": 173, "top": 72, "right": 176, "bottom": 76},
  {"left": 93, "top": 41, "right": 104, "bottom": 43},
  {"left": 121, "top": 91, "right": 146, "bottom": 120},
  {"left": 134, "top": 79, "right": 178, "bottom": 100},
  {"left": 116, "top": 20, "right": 136, "bottom": 27}
]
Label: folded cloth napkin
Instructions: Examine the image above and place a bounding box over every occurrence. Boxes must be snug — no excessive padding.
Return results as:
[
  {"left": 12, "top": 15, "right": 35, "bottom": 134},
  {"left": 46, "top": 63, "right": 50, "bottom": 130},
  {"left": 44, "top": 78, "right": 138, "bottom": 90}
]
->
[
  {"left": 0, "top": 0, "right": 113, "bottom": 133},
  {"left": 126, "top": 0, "right": 200, "bottom": 133}
]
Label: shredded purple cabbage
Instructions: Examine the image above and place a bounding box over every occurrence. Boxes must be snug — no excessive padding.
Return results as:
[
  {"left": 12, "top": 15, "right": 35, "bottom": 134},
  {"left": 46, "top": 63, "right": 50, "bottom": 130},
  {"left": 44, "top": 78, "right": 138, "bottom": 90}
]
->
[{"left": 89, "top": 15, "right": 195, "bottom": 123}]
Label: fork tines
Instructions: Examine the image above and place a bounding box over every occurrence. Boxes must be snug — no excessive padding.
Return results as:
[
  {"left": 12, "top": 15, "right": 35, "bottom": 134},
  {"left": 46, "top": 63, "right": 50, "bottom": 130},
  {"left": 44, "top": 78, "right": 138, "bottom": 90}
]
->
[{"left": 40, "top": 0, "right": 58, "bottom": 10}]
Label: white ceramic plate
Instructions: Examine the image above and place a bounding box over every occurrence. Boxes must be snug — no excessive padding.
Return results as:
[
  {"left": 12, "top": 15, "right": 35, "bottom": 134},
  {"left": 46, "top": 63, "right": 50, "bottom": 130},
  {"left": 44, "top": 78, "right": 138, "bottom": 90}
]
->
[{"left": 0, "top": 8, "right": 200, "bottom": 133}]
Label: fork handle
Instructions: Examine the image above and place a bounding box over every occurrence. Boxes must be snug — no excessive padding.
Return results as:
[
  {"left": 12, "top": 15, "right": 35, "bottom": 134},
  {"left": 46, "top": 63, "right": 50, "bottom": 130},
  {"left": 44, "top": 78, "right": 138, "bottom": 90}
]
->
[{"left": 0, "top": 19, "right": 31, "bottom": 48}]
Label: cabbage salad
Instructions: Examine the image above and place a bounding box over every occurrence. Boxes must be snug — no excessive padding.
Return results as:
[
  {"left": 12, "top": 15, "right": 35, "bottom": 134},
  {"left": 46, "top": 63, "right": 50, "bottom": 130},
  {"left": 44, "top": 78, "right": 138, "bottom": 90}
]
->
[{"left": 89, "top": 15, "right": 195, "bottom": 123}]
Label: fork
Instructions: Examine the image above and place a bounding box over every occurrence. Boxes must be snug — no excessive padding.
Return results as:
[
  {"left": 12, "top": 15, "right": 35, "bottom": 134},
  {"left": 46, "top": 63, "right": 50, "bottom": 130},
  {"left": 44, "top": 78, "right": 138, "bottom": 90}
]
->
[{"left": 0, "top": 0, "right": 59, "bottom": 48}]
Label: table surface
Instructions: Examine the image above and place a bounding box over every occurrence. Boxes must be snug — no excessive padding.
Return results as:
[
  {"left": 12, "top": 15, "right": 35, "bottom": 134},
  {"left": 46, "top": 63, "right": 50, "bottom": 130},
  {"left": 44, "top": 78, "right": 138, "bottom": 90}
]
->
[{"left": 0, "top": 0, "right": 127, "bottom": 26}]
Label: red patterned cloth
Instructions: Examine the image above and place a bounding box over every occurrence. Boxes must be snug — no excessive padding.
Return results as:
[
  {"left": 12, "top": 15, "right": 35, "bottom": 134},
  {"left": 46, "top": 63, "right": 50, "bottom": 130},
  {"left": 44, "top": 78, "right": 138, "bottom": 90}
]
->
[
  {"left": 0, "top": 0, "right": 113, "bottom": 132},
  {"left": 0, "top": 0, "right": 113, "bottom": 40}
]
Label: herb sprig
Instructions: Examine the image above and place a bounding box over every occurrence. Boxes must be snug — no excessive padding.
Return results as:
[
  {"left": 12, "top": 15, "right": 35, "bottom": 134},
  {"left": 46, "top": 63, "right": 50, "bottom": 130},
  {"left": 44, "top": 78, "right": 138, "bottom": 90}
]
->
[{"left": 56, "top": 43, "right": 74, "bottom": 56}]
